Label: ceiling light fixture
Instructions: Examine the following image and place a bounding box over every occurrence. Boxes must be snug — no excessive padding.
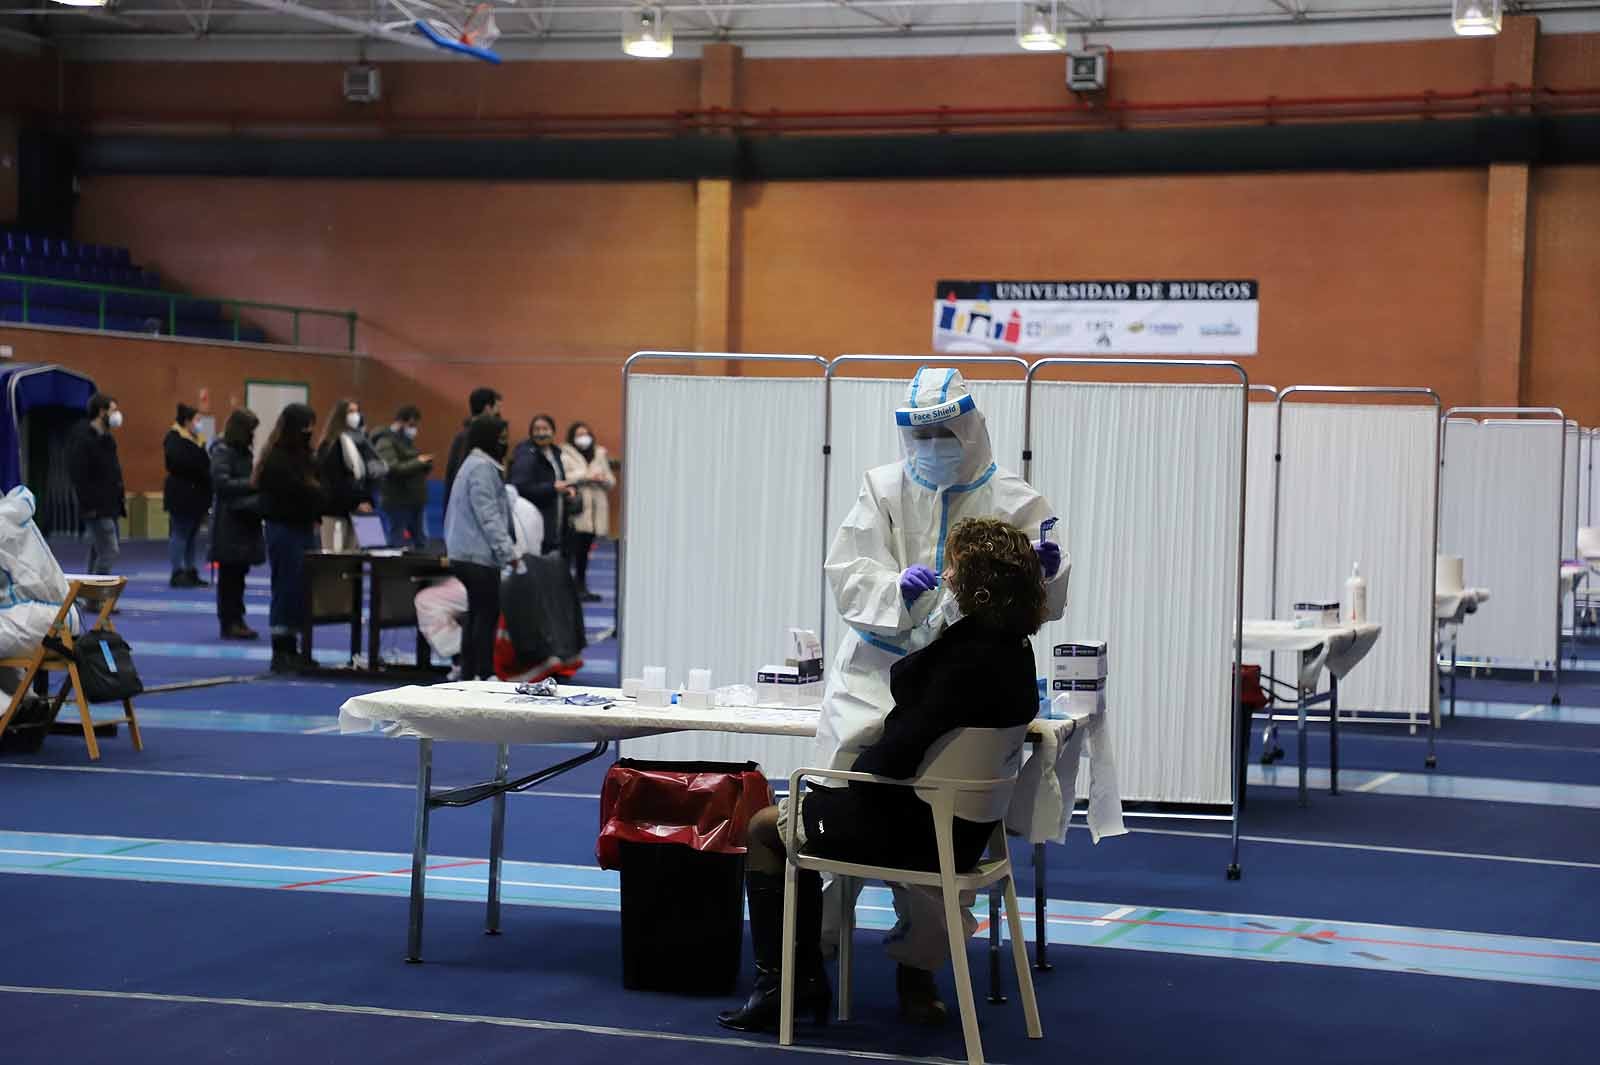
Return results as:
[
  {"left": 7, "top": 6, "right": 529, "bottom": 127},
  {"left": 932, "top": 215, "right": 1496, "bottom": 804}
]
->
[
  {"left": 623, "top": 5, "right": 673, "bottom": 59},
  {"left": 1451, "top": 0, "right": 1503, "bottom": 36},
  {"left": 1017, "top": 2, "right": 1067, "bottom": 53}
]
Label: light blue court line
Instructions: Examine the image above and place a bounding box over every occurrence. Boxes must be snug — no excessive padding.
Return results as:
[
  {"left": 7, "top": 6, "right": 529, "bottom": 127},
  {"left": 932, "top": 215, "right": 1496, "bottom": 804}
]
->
[
  {"left": 1446, "top": 701, "right": 1600, "bottom": 726},
  {"left": 1249, "top": 764, "right": 1600, "bottom": 809},
  {"left": 127, "top": 708, "right": 356, "bottom": 735},
  {"left": 3, "top": 831, "right": 1597, "bottom": 993}
]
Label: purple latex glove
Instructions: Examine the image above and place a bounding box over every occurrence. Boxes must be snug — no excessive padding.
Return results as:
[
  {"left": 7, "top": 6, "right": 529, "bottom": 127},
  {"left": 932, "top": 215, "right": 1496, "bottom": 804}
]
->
[
  {"left": 1035, "top": 540, "right": 1062, "bottom": 580},
  {"left": 899, "top": 564, "right": 939, "bottom": 604}
]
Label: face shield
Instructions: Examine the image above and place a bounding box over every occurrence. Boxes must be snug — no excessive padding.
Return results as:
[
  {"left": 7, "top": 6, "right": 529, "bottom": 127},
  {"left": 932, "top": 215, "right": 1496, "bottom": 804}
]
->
[{"left": 895, "top": 367, "right": 996, "bottom": 488}]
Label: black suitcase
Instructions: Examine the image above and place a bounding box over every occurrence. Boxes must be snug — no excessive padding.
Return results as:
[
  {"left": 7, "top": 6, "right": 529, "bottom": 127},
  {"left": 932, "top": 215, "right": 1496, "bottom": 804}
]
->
[{"left": 501, "top": 554, "right": 587, "bottom": 663}]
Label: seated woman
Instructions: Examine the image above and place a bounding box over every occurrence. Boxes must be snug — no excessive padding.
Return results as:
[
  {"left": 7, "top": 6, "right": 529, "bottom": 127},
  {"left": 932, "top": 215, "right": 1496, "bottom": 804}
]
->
[{"left": 718, "top": 517, "right": 1047, "bottom": 1034}]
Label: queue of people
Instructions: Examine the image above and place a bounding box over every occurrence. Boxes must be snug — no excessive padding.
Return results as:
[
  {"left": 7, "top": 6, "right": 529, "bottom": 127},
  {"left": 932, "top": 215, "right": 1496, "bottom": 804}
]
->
[{"left": 60, "top": 386, "right": 615, "bottom": 676}]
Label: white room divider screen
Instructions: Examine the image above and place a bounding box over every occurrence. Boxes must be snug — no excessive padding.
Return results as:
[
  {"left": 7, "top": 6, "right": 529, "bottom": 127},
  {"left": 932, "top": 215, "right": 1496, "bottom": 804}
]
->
[
  {"left": 619, "top": 355, "right": 828, "bottom": 769},
  {"left": 1264, "top": 391, "right": 1440, "bottom": 722},
  {"left": 1243, "top": 389, "right": 1278, "bottom": 624},
  {"left": 1440, "top": 410, "right": 1567, "bottom": 676},
  {"left": 1025, "top": 370, "right": 1247, "bottom": 811}
]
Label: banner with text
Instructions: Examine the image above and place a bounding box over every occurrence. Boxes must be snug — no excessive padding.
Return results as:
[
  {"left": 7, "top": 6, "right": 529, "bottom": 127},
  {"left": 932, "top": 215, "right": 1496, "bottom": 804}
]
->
[{"left": 931, "top": 279, "right": 1259, "bottom": 356}]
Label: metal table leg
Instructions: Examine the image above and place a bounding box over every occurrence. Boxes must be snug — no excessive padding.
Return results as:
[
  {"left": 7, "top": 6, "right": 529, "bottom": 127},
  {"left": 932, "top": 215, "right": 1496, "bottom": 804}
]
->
[
  {"left": 1449, "top": 629, "right": 1458, "bottom": 721},
  {"left": 486, "top": 743, "right": 509, "bottom": 935},
  {"left": 987, "top": 886, "right": 1006, "bottom": 1004},
  {"left": 1297, "top": 653, "right": 1310, "bottom": 808},
  {"left": 406, "top": 738, "right": 434, "bottom": 963},
  {"left": 1328, "top": 674, "right": 1339, "bottom": 796},
  {"left": 367, "top": 560, "right": 383, "bottom": 672},
  {"left": 1033, "top": 842, "right": 1052, "bottom": 969}
]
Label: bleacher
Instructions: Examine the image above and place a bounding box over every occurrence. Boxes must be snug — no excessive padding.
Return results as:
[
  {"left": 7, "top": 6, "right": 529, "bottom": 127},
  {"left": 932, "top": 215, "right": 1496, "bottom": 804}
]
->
[{"left": 0, "top": 231, "right": 268, "bottom": 344}]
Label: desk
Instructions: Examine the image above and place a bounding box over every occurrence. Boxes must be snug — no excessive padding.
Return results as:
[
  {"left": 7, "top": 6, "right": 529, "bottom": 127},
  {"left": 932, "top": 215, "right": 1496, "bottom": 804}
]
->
[
  {"left": 303, "top": 551, "right": 450, "bottom": 680},
  {"left": 1436, "top": 587, "right": 1490, "bottom": 720},
  {"left": 1240, "top": 620, "right": 1383, "bottom": 807},
  {"left": 339, "top": 681, "right": 1120, "bottom": 994}
]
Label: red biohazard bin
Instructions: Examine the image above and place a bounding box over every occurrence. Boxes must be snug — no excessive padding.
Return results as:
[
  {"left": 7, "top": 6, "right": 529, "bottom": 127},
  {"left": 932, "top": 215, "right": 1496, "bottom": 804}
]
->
[{"left": 598, "top": 759, "right": 772, "bottom": 993}]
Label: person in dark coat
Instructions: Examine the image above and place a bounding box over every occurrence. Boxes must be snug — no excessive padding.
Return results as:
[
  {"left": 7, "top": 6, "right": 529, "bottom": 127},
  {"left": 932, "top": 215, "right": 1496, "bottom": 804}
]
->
[
  {"left": 314, "top": 398, "right": 383, "bottom": 552},
  {"left": 717, "top": 517, "right": 1047, "bottom": 1035},
  {"left": 209, "top": 409, "right": 264, "bottom": 641},
  {"left": 164, "top": 402, "right": 213, "bottom": 588},
  {"left": 65, "top": 392, "right": 125, "bottom": 576},
  {"left": 508, "top": 413, "right": 576, "bottom": 556},
  {"left": 371, "top": 405, "right": 433, "bottom": 548},
  {"left": 255, "top": 403, "right": 324, "bottom": 672},
  {"left": 442, "top": 386, "right": 502, "bottom": 519}
]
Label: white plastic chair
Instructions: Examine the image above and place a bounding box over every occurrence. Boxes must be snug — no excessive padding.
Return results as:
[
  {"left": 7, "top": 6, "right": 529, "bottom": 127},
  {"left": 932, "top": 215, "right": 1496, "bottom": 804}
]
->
[{"left": 779, "top": 725, "right": 1042, "bottom": 1065}]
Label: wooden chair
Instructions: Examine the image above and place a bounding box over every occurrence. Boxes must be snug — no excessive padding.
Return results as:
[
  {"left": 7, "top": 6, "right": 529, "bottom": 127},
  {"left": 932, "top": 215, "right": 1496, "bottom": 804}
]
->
[{"left": 0, "top": 575, "right": 141, "bottom": 761}]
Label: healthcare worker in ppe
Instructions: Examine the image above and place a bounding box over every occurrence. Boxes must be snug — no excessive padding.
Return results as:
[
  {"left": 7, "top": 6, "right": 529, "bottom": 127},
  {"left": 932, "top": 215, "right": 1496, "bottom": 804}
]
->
[{"left": 815, "top": 367, "right": 1069, "bottom": 1025}]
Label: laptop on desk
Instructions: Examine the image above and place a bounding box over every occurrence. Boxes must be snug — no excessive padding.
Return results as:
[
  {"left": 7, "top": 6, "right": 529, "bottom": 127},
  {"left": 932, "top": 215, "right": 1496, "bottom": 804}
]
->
[{"left": 352, "top": 513, "right": 404, "bottom": 557}]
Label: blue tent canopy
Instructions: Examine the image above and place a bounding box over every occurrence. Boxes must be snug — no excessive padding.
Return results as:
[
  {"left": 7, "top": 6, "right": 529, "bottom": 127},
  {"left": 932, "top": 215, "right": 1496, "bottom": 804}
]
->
[{"left": 0, "top": 363, "right": 97, "bottom": 491}]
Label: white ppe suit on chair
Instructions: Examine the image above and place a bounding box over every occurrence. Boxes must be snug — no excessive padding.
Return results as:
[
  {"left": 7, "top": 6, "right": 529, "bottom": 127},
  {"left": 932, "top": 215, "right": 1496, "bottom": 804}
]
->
[{"left": 815, "top": 367, "right": 1070, "bottom": 972}]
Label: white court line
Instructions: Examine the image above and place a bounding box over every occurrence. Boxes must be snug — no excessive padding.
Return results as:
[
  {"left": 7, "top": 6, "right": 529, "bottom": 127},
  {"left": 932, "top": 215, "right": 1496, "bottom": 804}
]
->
[
  {"left": 1086, "top": 904, "right": 1137, "bottom": 929},
  {"left": 1139, "top": 828, "right": 1600, "bottom": 872},
  {"left": 0, "top": 985, "right": 971, "bottom": 1064},
  {"left": 1354, "top": 772, "right": 1400, "bottom": 793},
  {"left": 0, "top": 763, "right": 599, "bottom": 799},
  {"left": 0, "top": 763, "right": 276, "bottom": 783},
  {"left": 1517, "top": 705, "right": 1550, "bottom": 720}
]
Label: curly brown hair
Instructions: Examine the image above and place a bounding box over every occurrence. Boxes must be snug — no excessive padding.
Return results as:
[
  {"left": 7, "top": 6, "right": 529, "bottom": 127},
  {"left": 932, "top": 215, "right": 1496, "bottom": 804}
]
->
[{"left": 943, "top": 518, "right": 1047, "bottom": 635}]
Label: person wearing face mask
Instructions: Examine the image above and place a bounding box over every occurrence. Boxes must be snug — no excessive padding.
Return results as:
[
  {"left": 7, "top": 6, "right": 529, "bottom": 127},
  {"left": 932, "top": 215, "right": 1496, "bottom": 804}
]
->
[
  {"left": 163, "top": 403, "right": 213, "bottom": 588},
  {"left": 810, "top": 367, "right": 1070, "bottom": 1025},
  {"left": 371, "top": 405, "right": 434, "bottom": 549},
  {"left": 559, "top": 421, "right": 616, "bottom": 602},
  {"left": 66, "top": 392, "right": 127, "bottom": 576},
  {"left": 315, "top": 399, "right": 385, "bottom": 552},
  {"left": 255, "top": 404, "right": 324, "bottom": 672},
  {"left": 444, "top": 414, "right": 517, "bottom": 682},
  {"left": 508, "top": 413, "right": 576, "bottom": 557},
  {"left": 209, "top": 408, "right": 264, "bottom": 641}
]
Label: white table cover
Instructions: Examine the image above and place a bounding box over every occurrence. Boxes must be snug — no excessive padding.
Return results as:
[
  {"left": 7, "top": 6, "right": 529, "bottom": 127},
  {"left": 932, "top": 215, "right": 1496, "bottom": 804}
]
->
[
  {"left": 1007, "top": 706, "right": 1127, "bottom": 845},
  {"left": 1240, "top": 620, "right": 1383, "bottom": 689},
  {"left": 1436, "top": 587, "right": 1491, "bottom": 624},
  {"left": 339, "top": 682, "right": 819, "bottom": 745},
  {"left": 340, "top": 681, "right": 1125, "bottom": 845}
]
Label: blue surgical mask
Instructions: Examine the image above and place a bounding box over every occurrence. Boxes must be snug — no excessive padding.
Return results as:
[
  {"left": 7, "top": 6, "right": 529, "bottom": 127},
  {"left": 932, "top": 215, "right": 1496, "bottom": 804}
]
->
[{"left": 910, "top": 437, "right": 964, "bottom": 486}]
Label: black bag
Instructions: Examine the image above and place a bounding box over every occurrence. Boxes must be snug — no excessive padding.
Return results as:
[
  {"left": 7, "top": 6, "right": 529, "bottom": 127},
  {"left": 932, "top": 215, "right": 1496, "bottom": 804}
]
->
[
  {"left": 68, "top": 630, "right": 145, "bottom": 702},
  {"left": 500, "top": 553, "right": 587, "bottom": 664},
  {"left": 0, "top": 694, "right": 60, "bottom": 753}
]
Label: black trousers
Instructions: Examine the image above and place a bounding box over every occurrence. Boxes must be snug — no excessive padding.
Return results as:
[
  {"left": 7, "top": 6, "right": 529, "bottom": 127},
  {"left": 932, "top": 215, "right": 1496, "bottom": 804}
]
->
[
  {"left": 215, "top": 562, "right": 249, "bottom": 629},
  {"left": 564, "top": 529, "right": 596, "bottom": 589},
  {"left": 452, "top": 561, "right": 502, "bottom": 681}
]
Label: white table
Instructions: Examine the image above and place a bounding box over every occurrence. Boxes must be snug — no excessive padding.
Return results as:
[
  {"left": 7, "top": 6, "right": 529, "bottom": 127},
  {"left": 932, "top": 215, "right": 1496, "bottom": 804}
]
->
[
  {"left": 340, "top": 681, "right": 1116, "bottom": 988},
  {"left": 1239, "top": 620, "right": 1385, "bottom": 807},
  {"left": 1436, "top": 588, "right": 1490, "bottom": 720}
]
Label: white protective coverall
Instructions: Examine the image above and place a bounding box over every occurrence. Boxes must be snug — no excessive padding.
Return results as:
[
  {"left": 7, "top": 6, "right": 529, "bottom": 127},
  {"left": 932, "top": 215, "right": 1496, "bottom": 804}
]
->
[{"left": 815, "top": 367, "right": 1070, "bottom": 971}]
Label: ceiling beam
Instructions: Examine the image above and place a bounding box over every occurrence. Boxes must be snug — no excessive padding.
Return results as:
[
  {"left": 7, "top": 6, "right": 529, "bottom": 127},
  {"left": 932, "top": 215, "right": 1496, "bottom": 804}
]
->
[{"left": 228, "top": 0, "right": 444, "bottom": 53}]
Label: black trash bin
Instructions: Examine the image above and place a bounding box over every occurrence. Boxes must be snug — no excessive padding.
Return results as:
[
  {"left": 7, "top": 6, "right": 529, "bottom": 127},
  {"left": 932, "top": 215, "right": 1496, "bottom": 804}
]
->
[
  {"left": 598, "top": 759, "right": 771, "bottom": 995},
  {"left": 619, "top": 841, "right": 746, "bottom": 994}
]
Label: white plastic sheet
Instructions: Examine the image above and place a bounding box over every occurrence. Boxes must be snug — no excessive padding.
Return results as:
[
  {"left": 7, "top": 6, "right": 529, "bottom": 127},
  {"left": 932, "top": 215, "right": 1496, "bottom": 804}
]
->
[
  {"left": 1266, "top": 404, "right": 1438, "bottom": 719},
  {"left": 1028, "top": 380, "right": 1244, "bottom": 806},
  {"left": 1440, "top": 419, "right": 1563, "bottom": 667},
  {"left": 619, "top": 371, "right": 827, "bottom": 771}
]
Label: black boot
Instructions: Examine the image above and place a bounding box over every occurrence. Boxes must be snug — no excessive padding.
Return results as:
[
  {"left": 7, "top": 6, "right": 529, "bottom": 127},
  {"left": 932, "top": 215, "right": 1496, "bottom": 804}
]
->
[
  {"left": 292, "top": 633, "right": 320, "bottom": 671},
  {"left": 187, "top": 568, "right": 209, "bottom": 587},
  {"left": 896, "top": 965, "right": 949, "bottom": 1027},
  {"left": 717, "top": 870, "right": 831, "bottom": 1033},
  {"left": 270, "top": 635, "right": 298, "bottom": 673}
]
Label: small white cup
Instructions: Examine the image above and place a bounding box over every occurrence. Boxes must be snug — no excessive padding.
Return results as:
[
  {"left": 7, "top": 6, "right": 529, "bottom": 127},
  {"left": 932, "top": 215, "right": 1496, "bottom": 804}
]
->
[
  {"left": 642, "top": 666, "right": 668, "bottom": 690},
  {"left": 687, "top": 668, "right": 712, "bottom": 693},
  {"left": 621, "top": 678, "right": 641, "bottom": 698}
]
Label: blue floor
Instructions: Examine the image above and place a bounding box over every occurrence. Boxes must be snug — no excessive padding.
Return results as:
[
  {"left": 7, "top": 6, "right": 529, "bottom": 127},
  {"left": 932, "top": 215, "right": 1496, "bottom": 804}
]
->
[{"left": 3, "top": 538, "right": 1598, "bottom": 1063}]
